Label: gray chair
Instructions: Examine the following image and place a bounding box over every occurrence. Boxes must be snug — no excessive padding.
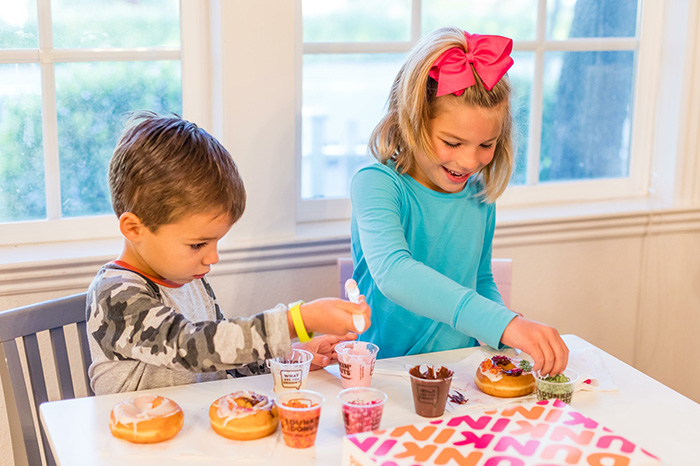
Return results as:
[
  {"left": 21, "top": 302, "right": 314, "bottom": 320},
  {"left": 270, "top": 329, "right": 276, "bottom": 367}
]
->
[{"left": 0, "top": 292, "right": 92, "bottom": 466}]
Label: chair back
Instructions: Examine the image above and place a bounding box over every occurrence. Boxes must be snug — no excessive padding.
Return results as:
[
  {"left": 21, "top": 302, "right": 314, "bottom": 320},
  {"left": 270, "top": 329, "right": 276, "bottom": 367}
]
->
[
  {"left": 0, "top": 292, "right": 92, "bottom": 466},
  {"left": 337, "top": 257, "right": 513, "bottom": 307}
]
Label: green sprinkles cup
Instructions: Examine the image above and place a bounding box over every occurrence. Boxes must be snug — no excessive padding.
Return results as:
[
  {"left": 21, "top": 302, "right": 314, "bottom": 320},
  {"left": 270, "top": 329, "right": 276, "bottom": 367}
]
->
[{"left": 535, "top": 369, "right": 579, "bottom": 404}]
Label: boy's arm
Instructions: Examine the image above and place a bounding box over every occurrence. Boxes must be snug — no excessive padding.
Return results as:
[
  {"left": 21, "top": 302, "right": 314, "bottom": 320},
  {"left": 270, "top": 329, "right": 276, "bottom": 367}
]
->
[{"left": 89, "top": 273, "right": 291, "bottom": 372}]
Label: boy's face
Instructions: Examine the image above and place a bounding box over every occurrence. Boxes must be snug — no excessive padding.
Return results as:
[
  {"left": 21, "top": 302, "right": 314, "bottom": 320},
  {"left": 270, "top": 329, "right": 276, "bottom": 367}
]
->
[
  {"left": 409, "top": 96, "right": 502, "bottom": 193},
  {"left": 134, "top": 210, "right": 234, "bottom": 285}
]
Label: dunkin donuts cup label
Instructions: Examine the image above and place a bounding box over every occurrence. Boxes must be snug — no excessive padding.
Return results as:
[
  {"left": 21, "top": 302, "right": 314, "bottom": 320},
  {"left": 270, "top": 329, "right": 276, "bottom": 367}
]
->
[
  {"left": 279, "top": 409, "right": 321, "bottom": 448},
  {"left": 416, "top": 384, "right": 439, "bottom": 406},
  {"left": 280, "top": 369, "right": 304, "bottom": 390},
  {"left": 275, "top": 390, "right": 325, "bottom": 449}
]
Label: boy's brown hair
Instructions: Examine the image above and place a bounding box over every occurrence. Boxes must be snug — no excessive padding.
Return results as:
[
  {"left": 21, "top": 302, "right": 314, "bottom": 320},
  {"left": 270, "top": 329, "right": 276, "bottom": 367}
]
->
[{"left": 109, "top": 111, "right": 246, "bottom": 230}]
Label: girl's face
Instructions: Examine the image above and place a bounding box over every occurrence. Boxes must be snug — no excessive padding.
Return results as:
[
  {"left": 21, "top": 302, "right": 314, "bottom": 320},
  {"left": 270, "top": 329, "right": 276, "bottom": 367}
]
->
[{"left": 409, "top": 96, "right": 503, "bottom": 193}]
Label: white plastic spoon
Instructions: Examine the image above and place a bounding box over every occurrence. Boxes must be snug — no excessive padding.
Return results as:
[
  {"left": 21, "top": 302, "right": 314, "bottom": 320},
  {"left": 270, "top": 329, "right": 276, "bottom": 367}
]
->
[{"left": 344, "top": 278, "right": 365, "bottom": 333}]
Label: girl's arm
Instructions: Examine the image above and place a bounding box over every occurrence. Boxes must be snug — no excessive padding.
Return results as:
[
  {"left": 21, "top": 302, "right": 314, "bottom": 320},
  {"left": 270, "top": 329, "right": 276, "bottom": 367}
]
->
[
  {"left": 474, "top": 204, "right": 505, "bottom": 304},
  {"left": 351, "top": 166, "right": 516, "bottom": 349}
]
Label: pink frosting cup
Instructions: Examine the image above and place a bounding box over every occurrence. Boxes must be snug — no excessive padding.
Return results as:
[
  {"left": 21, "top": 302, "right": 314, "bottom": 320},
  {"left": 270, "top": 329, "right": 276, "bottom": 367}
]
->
[{"left": 335, "top": 341, "right": 379, "bottom": 388}]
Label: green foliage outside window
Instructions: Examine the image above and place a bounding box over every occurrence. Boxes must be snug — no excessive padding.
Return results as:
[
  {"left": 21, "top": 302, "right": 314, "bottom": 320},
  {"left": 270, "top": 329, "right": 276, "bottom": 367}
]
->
[{"left": 0, "top": 61, "right": 181, "bottom": 223}]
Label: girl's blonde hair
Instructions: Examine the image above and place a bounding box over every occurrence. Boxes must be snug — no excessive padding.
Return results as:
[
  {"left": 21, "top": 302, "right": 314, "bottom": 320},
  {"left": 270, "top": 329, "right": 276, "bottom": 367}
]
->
[{"left": 368, "top": 27, "right": 514, "bottom": 203}]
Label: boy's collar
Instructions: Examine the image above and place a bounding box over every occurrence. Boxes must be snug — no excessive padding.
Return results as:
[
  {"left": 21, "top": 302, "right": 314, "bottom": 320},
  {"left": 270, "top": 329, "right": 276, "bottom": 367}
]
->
[{"left": 112, "top": 260, "right": 185, "bottom": 288}]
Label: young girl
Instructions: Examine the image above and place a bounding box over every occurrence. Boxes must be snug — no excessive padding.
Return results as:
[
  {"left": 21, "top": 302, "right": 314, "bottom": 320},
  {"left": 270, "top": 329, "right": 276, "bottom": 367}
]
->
[{"left": 350, "top": 27, "right": 568, "bottom": 376}]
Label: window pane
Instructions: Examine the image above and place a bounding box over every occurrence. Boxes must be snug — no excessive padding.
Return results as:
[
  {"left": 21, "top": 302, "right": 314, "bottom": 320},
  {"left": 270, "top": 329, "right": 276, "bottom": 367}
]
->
[
  {"left": 422, "top": 0, "right": 537, "bottom": 41},
  {"left": 56, "top": 61, "right": 182, "bottom": 217},
  {"left": 0, "top": 0, "right": 38, "bottom": 49},
  {"left": 509, "top": 52, "right": 534, "bottom": 186},
  {"left": 303, "top": 0, "right": 411, "bottom": 42},
  {"left": 0, "top": 64, "right": 45, "bottom": 222},
  {"left": 540, "top": 51, "right": 635, "bottom": 183},
  {"left": 52, "top": 0, "right": 179, "bottom": 48},
  {"left": 302, "top": 54, "right": 404, "bottom": 199},
  {"left": 548, "top": 0, "right": 639, "bottom": 40}
]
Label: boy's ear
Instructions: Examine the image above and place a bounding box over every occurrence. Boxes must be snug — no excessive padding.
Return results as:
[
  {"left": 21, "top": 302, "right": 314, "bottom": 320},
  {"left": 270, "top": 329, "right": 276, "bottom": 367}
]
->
[{"left": 119, "top": 212, "right": 147, "bottom": 242}]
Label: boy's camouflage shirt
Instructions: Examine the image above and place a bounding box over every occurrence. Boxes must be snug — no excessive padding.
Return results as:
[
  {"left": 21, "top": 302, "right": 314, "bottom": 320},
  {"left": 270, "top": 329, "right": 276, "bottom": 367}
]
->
[{"left": 86, "top": 263, "right": 291, "bottom": 395}]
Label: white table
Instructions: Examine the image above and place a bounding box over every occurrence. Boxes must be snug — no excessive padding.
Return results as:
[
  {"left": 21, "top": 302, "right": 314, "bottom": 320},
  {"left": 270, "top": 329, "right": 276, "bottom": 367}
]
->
[{"left": 40, "top": 335, "right": 700, "bottom": 465}]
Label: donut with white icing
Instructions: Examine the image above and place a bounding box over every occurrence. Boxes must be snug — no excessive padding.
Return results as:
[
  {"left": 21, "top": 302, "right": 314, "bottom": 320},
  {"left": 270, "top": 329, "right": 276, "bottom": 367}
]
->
[
  {"left": 475, "top": 355, "right": 536, "bottom": 398},
  {"left": 109, "top": 394, "right": 184, "bottom": 443},
  {"left": 209, "top": 390, "right": 278, "bottom": 440}
]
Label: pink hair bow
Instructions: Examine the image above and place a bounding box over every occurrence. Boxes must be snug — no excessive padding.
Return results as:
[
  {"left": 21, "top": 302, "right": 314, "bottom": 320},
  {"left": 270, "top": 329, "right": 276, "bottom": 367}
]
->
[{"left": 429, "top": 31, "right": 514, "bottom": 96}]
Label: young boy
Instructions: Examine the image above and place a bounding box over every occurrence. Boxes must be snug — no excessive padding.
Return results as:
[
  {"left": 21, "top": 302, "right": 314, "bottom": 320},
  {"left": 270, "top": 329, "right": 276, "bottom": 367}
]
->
[{"left": 87, "top": 111, "right": 370, "bottom": 395}]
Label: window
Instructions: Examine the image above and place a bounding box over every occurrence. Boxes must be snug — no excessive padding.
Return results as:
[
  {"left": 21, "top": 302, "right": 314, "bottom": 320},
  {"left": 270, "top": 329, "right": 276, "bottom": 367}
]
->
[
  {"left": 299, "top": 0, "right": 646, "bottom": 220},
  {"left": 0, "top": 0, "right": 181, "bottom": 242},
  {"left": 0, "top": 1, "right": 693, "bottom": 255}
]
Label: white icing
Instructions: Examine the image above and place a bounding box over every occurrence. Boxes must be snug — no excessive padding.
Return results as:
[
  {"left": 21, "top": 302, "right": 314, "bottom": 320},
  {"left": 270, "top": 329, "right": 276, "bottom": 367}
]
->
[
  {"left": 112, "top": 394, "right": 180, "bottom": 429},
  {"left": 213, "top": 391, "right": 273, "bottom": 426},
  {"left": 480, "top": 368, "right": 504, "bottom": 383}
]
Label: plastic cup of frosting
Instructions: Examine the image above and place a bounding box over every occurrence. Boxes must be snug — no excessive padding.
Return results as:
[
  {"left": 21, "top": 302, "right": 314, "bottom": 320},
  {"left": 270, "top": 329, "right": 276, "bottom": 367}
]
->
[
  {"left": 335, "top": 341, "right": 379, "bottom": 388},
  {"left": 275, "top": 389, "right": 324, "bottom": 448},
  {"left": 267, "top": 348, "right": 313, "bottom": 393},
  {"left": 408, "top": 364, "right": 454, "bottom": 417},
  {"left": 535, "top": 369, "right": 579, "bottom": 404},
  {"left": 338, "top": 387, "right": 388, "bottom": 435}
]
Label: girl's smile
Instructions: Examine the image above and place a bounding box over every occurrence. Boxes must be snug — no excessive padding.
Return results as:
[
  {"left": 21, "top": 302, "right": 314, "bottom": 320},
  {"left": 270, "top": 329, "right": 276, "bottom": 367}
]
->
[
  {"left": 443, "top": 166, "right": 471, "bottom": 182},
  {"left": 408, "top": 95, "right": 503, "bottom": 193}
]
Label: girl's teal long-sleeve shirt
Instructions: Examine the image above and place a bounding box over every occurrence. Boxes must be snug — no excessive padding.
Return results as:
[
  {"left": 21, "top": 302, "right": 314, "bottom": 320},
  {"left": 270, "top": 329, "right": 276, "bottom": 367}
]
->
[{"left": 351, "top": 162, "right": 517, "bottom": 359}]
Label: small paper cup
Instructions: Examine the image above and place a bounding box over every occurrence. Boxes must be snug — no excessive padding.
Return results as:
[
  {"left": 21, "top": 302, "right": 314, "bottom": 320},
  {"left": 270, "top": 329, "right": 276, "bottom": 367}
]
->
[
  {"left": 408, "top": 365, "right": 453, "bottom": 418},
  {"left": 267, "top": 348, "right": 313, "bottom": 393},
  {"left": 338, "top": 387, "right": 388, "bottom": 435},
  {"left": 535, "top": 369, "right": 579, "bottom": 404},
  {"left": 335, "top": 341, "right": 379, "bottom": 388},
  {"left": 275, "top": 389, "right": 324, "bottom": 448}
]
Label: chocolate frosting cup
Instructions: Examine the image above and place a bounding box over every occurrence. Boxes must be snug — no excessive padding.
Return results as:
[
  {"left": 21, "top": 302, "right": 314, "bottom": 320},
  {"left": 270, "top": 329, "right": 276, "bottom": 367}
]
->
[{"left": 408, "top": 365, "right": 454, "bottom": 417}]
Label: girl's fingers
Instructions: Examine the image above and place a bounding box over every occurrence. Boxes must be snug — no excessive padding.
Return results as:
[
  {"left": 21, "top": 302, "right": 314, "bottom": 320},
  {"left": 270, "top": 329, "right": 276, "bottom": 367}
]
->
[{"left": 553, "top": 339, "right": 569, "bottom": 375}]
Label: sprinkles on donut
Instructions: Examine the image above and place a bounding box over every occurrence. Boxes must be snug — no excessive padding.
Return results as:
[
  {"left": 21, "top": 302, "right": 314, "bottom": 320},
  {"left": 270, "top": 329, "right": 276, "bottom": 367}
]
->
[{"left": 475, "top": 355, "right": 535, "bottom": 398}]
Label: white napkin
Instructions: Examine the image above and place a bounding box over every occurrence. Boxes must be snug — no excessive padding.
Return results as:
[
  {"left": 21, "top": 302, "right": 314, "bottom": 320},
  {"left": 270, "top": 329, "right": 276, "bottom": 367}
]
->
[
  {"left": 443, "top": 347, "right": 617, "bottom": 414},
  {"left": 567, "top": 347, "right": 618, "bottom": 392}
]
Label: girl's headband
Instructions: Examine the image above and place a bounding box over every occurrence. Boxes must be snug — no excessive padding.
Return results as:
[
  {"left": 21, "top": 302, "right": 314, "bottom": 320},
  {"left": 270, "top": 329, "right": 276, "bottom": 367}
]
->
[{"left": 428, "top": 31, "right": 514, "bottom": 96}]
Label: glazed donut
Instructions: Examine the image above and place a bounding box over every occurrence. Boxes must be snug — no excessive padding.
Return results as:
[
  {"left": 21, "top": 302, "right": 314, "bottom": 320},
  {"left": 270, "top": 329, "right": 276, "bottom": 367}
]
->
[
  {"left": 475, "top": 355, "right": 536, "bottom": 398},
  {"left": 209, "top": 390, "right": 279, "bottom": 440},
  {"left": 109, "top": 394, "right": 184, "bottom": 443}
]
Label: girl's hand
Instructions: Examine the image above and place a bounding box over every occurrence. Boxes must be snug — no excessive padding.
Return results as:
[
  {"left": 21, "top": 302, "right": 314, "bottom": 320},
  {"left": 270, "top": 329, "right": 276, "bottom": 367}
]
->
[
  {"left": 500, "top": 316, "right": 569, "bottom": 376},
  {"left": 293, "top": 333, "right": 357, "bottom": 370},
  {"left": 299, "top": 297, "right": 372, "bottom": 337}
]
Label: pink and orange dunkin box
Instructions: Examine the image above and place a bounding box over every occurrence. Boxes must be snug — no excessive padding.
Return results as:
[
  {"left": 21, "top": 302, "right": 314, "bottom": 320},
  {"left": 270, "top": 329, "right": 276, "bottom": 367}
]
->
[{"left": 342, "top": 399, "right": 661, "bottom": 466}]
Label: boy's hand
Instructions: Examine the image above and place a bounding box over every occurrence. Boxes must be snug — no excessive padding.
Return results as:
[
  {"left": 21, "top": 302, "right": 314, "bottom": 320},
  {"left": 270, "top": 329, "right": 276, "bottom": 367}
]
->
[
  {"left": 293, "top": 333, "right": 357, "bottom": 370},
  {"left": 299, "top": 297, "right": 371, "bottom": 337},
  {"left": 500, "top": 316, "right": 569, "bottom": 376}
]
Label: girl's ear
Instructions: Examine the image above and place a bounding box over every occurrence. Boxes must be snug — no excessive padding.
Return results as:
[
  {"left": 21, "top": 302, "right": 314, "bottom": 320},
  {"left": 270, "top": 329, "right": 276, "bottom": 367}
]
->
[{"left": 119, "top": 212, "right": 147, "bottom": 242}]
